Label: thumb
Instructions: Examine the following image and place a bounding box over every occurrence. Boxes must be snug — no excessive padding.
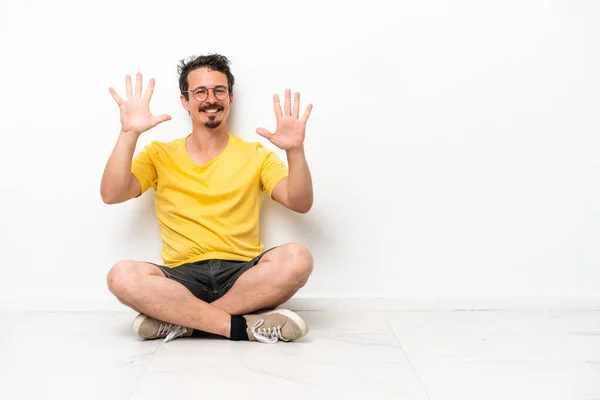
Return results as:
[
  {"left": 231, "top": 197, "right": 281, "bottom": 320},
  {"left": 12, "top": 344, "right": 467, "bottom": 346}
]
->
[
  {"left": 256, "top": 127, "right": 273, "bottom": 139},
  {"left": 152, "top": 114, "right": 172, "bottom": 126}
]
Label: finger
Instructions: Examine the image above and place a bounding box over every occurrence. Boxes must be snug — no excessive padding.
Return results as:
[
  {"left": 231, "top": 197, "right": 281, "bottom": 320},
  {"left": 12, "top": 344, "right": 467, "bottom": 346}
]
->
[
  {"left": 284, "top": 89, "right": 292, "bottom": 116},
  {"left": 293, "top": 92, "right": 300, "bottom": 119},
  {"left": 151, "top": 114, "right": 172, "bottom": 126},
  {"left": 256, "top": 127, "right": 273, "bottom": 139},
  {"left": 126, "top": 75, "right": 133, "bottom": 98},
  {"left": 109, "top": 87, "right": 124, "bottom": 106},
  {"left": 273, "top": 94, "right": 283, "bottom": 118},
  {"left": 135, "top": 72, "right": 142, "bottom": 97},
  {"left": 143, "top": 78, "right": 156, "bottom": 102},
  {"left": 301, "top": 103, "right": 313, "bottom": 123}
]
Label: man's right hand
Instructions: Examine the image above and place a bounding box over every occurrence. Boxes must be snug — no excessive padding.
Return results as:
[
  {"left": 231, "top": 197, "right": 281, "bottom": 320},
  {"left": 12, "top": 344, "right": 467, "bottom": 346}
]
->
[{"left": 109, "top": 73, "right": 172, "bottom": 135}]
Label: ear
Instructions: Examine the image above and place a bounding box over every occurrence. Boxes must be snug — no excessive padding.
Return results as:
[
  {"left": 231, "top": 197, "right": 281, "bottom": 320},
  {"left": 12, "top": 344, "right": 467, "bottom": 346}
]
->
[
  {"left": 180, "top": 94, "right": 190, "bottom": 114},
  {"left": 229, "top": 91, "right": 234, "bottom": 107}
]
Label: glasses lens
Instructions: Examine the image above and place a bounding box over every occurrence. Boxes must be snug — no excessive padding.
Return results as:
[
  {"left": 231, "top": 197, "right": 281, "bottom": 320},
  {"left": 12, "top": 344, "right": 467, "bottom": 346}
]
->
[
  {"left": 193, "top": 89, "right": 208, "bottom": 102},
  {"left": 215, "top": 88, "right": 229, "bottom": 100}
]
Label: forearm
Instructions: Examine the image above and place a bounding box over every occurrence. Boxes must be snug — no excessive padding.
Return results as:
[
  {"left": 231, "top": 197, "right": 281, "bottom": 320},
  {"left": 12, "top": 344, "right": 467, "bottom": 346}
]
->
[
  {"left": 286, "top": 146, "right": 313, "bottom": 213},
  {"left": 100, "top": 130, "right": 139, "bottom": 202}
]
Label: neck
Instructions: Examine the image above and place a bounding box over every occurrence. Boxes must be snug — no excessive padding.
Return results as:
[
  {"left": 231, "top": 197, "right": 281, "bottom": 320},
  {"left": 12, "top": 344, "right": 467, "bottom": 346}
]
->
[{"left": 187, "top": 122, "right": 229, "bottom": 153}]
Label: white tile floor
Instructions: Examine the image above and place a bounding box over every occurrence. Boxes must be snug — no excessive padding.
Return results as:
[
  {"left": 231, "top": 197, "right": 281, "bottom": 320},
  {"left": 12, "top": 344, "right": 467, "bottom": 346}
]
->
[{"left": 1, "top": 310, "right": 599, "bottom": 400}]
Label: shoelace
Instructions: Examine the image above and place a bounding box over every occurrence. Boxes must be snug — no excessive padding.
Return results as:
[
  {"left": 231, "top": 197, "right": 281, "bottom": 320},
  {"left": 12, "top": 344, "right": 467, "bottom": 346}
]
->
[
  {"left": 158, "top": 323, "right": 188, "bottom": 343},
  {"left": 250, "top": 319, "right": 283, "bottom": 344}
]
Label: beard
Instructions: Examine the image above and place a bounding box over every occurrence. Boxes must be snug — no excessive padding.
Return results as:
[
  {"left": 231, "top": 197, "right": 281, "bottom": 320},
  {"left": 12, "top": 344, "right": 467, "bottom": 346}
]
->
[
  {"left": 203, "top": 117, "right": 223, "bottom": 129},
  {"left": 199, "top": 104, "right": 224, "bottom": 129}
]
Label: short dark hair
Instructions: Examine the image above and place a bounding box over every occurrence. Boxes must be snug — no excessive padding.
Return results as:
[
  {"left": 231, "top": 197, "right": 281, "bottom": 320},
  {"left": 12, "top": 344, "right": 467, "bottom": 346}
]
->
[{"left": 177, "top": 54, "right": 235, "bottom": 100}]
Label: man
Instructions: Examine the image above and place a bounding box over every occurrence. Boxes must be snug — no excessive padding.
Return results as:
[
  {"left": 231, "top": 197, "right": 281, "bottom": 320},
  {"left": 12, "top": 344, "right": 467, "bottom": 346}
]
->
[{"left": 101, "top": 54, "right": 314, "bottom": 344}]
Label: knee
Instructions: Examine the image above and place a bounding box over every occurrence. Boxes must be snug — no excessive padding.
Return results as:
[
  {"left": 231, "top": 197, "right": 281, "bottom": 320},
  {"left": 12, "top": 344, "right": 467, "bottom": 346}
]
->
[
  {"left": 283, "top": 243, "right": 314, "bottom": 285},
  {"left": 106, "top": 260, "right": 140, "bottom": 298}
]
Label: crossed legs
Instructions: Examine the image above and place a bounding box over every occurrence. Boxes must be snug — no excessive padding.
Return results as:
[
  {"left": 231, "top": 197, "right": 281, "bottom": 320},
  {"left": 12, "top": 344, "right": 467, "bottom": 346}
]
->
[{"left": 106, "top": 243, "right": 313, "bottom": 338}]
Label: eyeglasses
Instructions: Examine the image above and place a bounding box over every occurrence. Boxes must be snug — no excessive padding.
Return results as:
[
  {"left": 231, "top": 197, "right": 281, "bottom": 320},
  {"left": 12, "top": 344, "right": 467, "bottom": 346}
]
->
[{"left": 184, "top": 86, "right": 230, "bottom": 102}]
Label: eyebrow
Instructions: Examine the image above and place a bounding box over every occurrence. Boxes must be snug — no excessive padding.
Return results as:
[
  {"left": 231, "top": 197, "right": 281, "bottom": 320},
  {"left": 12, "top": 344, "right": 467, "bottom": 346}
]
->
[{"left": 191, "top": 85, "right": 228, "bottom": 91}]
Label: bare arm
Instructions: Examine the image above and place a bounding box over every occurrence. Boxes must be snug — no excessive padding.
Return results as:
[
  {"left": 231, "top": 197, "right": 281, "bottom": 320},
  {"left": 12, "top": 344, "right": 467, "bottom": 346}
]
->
[
  {"left": 271, "top": 146, "right": 313, "bottom": 213},
  {"left": 257, "top": 89, "right": 314, "bottom": 213},
  {"left": 100, "top": 73, "right": 171, "bottom": 204},
  {"left": 100, "top": 131, "right": 142, "bottom": 204}
]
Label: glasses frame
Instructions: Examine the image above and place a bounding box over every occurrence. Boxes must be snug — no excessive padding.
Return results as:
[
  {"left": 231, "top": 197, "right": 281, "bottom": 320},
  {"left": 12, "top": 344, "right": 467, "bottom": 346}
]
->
[{"left": 183, "top": 86, "right": 230, "bottom": 102}]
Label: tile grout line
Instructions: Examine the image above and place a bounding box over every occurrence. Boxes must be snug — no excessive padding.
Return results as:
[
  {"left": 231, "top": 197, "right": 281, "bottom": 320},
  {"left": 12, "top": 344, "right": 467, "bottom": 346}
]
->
[
  {"left": 382, "top": 311, "right": 432, "bottom": 400},
  {"left": 127, "top": 341, "right": 162, "bottom": 400}
]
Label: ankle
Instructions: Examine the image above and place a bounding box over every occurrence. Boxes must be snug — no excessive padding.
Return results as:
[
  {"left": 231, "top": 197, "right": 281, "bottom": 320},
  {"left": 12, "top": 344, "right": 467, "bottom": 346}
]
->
[
  {"left": 229, "top": 315, "right": 249, "bottom": 341},
  {"left": 224, "top": 317, "right": 232, "bottom": 338}
]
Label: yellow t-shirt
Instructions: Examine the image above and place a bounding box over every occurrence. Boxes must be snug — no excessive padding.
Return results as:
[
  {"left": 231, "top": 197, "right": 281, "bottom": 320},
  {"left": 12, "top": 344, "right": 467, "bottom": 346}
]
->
[{"left": 131, "top": 134, "right": 288, "bottom": 267}]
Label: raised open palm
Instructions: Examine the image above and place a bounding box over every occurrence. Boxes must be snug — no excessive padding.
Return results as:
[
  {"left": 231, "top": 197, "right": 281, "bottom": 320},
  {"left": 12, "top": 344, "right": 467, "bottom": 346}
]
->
[
  {"left": 109, "top": 73, "right": 171, "bottom": 135},
  {"left": 256, "top": 89, "right": 313, "bottom": 150}
]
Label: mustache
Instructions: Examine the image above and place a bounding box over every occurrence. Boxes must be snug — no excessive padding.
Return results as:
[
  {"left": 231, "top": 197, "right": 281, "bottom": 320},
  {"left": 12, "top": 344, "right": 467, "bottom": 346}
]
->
[{"left": 199, "top": 104, "right": 224, "bottom": 112}]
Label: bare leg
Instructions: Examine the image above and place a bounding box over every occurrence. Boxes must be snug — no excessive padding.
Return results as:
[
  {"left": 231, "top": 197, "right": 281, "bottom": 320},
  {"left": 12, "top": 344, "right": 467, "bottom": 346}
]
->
[
  {"left": 106, "top": 243, "right": 313, "bottom": 338},
  {"left": 211, "top": 243, "right": 314, "bottom": 315},
  {"left": 107, "top": 261, "right": 231, "bottom": 337}
]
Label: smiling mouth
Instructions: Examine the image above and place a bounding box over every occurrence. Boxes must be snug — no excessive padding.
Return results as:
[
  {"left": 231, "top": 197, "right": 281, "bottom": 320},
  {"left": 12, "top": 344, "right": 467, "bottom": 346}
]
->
[{"left": 201, "top": 107, "right": 222, "bottom": 114}]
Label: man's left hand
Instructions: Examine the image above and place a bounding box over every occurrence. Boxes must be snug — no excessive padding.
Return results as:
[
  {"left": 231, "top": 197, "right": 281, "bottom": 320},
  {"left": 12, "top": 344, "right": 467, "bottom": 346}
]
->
[{"left": 256, "top": 89, "right": 313, "bottom": 151}]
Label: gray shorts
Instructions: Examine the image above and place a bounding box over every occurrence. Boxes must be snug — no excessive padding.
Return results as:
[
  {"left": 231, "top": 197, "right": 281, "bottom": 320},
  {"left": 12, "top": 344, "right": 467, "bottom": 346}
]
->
[{"left": 151, "top": 248, "right": 274, "bottom": 303}]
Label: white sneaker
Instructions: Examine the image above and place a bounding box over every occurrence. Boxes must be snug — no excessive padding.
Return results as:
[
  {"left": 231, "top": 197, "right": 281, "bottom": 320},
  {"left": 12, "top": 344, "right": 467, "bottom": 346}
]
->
[
  {"left": 131, "top": 314, "right": 193, "bottom": 343},
  {"left": 243, "top": 309, "right": 308, "bottom": 343}
]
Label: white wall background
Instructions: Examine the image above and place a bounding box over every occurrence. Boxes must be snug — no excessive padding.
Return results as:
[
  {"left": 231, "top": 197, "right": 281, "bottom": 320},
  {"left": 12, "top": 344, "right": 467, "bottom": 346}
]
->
[{"left": 1, "top": 0, "right": 598, "bottom": 311}]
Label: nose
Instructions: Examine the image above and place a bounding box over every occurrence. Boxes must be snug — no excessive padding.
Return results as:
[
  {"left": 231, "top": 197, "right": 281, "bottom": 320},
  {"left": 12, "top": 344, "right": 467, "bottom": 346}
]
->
[{"left": 205, "top": 88, "right": 219, "bottom": 103}]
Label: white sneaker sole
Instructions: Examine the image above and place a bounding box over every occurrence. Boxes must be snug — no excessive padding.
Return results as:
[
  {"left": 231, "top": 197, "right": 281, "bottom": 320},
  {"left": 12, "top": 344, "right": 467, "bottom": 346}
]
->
[{"left": 260, "top": 309, "right": 308, "bottom": 338}]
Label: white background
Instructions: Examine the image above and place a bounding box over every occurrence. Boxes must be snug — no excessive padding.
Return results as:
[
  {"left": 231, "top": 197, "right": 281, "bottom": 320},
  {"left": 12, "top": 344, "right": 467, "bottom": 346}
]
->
[{"left": 1, "top": 0, "right": 598, "bottom": 310}]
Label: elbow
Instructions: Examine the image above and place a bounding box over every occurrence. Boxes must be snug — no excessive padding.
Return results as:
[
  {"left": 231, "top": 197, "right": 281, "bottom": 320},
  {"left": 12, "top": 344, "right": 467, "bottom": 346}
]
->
[
  {"left": 100, "top": 187, "right": 120, "bottom": 205},
  {"left": 101, "top": 192, "right": 117, "bottom": 205},
  {"left": 293, "top": 201, "right": 313, "bottom": 214}
]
